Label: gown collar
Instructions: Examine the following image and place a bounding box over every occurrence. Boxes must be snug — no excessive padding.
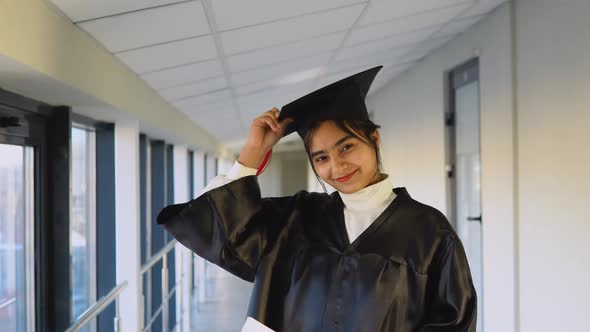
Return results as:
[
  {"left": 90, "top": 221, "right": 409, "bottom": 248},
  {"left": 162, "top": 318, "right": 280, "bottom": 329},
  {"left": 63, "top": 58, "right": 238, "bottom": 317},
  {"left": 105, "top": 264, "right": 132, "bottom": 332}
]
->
[{"left": 338, "top": 174, "right": 395, "bottom": 212}]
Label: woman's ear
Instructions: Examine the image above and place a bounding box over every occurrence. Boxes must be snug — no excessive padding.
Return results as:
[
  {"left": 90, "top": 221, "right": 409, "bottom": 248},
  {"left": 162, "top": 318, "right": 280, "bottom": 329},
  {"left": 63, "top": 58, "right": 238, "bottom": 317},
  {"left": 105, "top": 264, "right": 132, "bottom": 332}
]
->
[{"left": 371, "top": 129, "right": 380, "bottom": 145}]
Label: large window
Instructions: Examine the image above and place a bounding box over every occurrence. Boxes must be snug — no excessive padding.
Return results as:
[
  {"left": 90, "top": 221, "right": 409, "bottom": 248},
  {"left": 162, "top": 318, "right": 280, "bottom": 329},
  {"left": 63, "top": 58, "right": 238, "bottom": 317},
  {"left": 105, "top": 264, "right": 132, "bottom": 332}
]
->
[
  {"left": 0, "top": 144, "right": 34, "bottom": 332},
  {"left": 70, "top": 126, "right": 97, "bottom": 329}
]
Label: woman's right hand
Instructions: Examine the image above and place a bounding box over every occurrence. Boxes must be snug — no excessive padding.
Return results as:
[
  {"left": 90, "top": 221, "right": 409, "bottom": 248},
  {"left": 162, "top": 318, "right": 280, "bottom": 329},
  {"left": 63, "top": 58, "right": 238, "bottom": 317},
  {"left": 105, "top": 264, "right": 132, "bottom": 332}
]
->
[{"left": 238, "top": 108, "right": 293, "bottom": 168}]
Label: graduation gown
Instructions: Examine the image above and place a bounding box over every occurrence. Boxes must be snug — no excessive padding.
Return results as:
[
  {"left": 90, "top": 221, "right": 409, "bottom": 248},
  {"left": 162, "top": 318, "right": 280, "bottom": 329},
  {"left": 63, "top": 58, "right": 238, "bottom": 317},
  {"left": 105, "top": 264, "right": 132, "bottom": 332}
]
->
[{"left": 157, "top": 175, "right": 477, "bottom": 332}]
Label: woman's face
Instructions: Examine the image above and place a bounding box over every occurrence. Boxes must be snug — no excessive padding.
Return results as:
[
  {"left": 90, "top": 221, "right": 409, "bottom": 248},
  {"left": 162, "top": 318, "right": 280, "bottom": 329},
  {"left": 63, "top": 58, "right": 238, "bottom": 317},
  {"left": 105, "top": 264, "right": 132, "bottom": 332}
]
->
[{"left": 309, "top": 120, "right": 380, "bottom": 194}]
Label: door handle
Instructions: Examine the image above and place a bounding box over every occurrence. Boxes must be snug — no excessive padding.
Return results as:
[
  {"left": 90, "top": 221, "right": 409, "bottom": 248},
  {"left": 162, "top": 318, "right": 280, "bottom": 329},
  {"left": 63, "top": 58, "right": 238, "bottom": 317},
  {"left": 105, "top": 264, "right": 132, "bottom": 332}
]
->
[{"left": 467, "top": 215, "right": 482, "bottom": 222}]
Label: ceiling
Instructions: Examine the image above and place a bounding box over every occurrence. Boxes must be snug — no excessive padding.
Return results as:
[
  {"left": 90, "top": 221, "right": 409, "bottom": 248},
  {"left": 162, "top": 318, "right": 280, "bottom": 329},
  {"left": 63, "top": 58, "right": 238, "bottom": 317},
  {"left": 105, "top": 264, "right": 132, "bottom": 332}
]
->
[{"left": 48, "top": 0, "right": 507, "bottom": 143}]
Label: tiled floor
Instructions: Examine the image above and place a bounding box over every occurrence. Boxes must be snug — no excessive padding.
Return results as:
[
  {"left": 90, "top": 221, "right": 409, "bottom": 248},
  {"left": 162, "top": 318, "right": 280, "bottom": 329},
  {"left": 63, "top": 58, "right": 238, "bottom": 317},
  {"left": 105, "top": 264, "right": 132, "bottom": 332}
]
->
[{"left": 192, "top": 264, "right": 253, "bottom": 332}]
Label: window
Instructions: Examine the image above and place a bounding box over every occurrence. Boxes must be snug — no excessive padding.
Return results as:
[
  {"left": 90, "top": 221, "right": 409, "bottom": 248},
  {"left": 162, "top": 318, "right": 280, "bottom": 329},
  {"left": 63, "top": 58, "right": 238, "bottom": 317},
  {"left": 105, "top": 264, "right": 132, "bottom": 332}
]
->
[
  {"left": 70, "top": 126, "right": 97, "bottom": 329},
  {"left": 0, "top": 144, "right": 34, "bottom": 332}
]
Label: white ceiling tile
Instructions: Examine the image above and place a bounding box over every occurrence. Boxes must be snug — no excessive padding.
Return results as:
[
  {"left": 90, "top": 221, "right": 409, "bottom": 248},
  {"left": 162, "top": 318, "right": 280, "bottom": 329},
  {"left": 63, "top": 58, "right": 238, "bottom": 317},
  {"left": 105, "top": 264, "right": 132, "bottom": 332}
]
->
[
  {"left": 336, "top": 26, "right": 439, "bottom": 61},
  {"left": 238, "top": 85, "right": 313, "bottom": 118},
  {"left": 431, "top": 16, "right": 483, "bottom": 39},
  {"left": 404, "top": 35, "right": 455, "bottom": 58},
  {"left": 183, "top": 99, "right": 235, "bottom": 116},
  {"left": 173, "top": 89, "right": 232, "bottom": 110},
  {"left": 227, "top": 32, "right": 346, "bottom": 73},
  {"left": 141, "top": 60, "right": 224, "bottom": 90},
  {"left": 346, "top": 2, "right": 472, "bottom": 46},
  {"left": 158, "top": 76, "right": 227, "bottom": 101},
  {"left": 116, "top": 35, "right": 218, "bottom": 74},
  {"left": 357, "top": 0, "right": 474, "bottom": 26},
  {"left": 316, "top": 63, "right": 406, "bottom": 89},
  {"left": 212, "top": 0, "right": 365, "bottom": 30},
  {"left": 327, "top": 51, "right": 409, "bottom": 74},
  {"left": 188, "top": 110, "right": 244, "bottom": 140},
  {"left": 49, "top": 0, "right": 186, "bottom": 22},
  {"left": 458, "top": 0, "right": 507, "bottom": 18},
  {"left": 231, "top": 54, "right": 331, "bottom": 86},
  {"left": 78, "top": 1, "right": 210, "bottom": 52},
  {"left": 221, "top": 4, "right": 365, "bottom": 55}
]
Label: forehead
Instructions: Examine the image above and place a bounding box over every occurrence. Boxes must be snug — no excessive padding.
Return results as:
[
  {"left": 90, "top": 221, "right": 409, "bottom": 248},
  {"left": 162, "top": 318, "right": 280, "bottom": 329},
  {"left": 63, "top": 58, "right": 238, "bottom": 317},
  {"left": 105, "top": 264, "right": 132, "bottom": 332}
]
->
[{"left": 309, "top": 121, "right": 349, "bottom": 150}]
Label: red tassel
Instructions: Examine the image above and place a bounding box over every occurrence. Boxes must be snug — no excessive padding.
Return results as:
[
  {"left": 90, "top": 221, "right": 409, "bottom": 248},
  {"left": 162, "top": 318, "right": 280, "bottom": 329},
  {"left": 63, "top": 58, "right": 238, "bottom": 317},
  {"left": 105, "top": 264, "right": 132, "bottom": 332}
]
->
[{"left": 256, "top": 149, "right": 273, "bottom": 176}]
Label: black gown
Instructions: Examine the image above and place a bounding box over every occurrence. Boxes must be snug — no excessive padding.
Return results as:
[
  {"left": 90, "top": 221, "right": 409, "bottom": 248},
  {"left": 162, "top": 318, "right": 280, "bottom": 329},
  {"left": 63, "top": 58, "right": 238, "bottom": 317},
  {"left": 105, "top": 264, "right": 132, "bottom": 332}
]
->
[{"left": 157, "top": 175, "right": 477, "bottom": 332}]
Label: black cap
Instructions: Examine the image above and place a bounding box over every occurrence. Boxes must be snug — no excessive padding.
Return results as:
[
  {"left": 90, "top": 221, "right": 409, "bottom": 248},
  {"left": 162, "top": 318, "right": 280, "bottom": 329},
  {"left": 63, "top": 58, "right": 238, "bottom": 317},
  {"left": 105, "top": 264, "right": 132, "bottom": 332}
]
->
[{"left": 278, "top": 65, "right": 383, "bottom": 138}]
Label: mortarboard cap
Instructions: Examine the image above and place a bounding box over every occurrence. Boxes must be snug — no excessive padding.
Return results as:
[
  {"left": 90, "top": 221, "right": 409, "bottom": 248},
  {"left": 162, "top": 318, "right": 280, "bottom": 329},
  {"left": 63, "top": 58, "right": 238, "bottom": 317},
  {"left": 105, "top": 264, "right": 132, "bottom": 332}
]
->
[{"left": 279, "top": 65, "right": 383, "bottom": 138}]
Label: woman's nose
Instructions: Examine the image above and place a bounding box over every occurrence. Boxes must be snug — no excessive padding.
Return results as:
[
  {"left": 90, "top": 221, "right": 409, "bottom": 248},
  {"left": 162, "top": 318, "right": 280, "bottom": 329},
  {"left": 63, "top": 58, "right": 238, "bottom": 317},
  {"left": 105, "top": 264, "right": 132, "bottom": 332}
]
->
[{"left": 330, "top": 156, "right": 348, "bottom": 172}]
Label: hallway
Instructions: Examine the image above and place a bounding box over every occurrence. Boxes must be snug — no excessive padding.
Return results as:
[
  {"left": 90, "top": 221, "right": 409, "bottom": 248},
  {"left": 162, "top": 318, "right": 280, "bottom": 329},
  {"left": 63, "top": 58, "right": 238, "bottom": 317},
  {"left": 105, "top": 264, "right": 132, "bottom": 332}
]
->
[{"left": 192, "top": 265, "right": 253, "bottom": 332}]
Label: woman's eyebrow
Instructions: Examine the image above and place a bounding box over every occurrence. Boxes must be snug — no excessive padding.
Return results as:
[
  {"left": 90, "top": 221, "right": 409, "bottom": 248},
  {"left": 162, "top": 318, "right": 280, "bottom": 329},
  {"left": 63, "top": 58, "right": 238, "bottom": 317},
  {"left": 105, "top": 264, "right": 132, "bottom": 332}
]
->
[{"left": 310, "top": 135, "right": 353, "bottom": 158}]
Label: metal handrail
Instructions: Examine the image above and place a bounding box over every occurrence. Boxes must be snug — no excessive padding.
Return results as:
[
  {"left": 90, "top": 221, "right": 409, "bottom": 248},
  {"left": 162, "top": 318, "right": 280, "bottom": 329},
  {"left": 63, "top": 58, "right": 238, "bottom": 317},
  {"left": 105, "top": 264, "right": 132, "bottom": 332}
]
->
[
  {"left": 0, "top": 297, "right": 16, "bottom": 310},
  {"left": 140, "top": 239, "right": 181, "bottom": 332},
  {"left": 140, "top": 240, "right": 176, "bottom": 274},
  {"left": 65, "top": 281, "right": 128, "bottom": 332}
]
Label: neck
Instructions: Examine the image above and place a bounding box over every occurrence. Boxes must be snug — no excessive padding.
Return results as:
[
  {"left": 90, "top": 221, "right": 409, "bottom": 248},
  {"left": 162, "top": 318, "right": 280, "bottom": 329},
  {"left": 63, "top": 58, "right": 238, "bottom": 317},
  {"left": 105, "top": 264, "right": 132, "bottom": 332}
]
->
[{"left": 339, "top": 173, "right": 394, "bottom": 211}]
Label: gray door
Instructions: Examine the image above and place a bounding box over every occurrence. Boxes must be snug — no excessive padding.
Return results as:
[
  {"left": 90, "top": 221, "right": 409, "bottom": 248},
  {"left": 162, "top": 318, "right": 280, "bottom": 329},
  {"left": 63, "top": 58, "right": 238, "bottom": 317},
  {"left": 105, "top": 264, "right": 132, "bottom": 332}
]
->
[{"left": 447, "top": 59, "right": 484, "bottom": 331}]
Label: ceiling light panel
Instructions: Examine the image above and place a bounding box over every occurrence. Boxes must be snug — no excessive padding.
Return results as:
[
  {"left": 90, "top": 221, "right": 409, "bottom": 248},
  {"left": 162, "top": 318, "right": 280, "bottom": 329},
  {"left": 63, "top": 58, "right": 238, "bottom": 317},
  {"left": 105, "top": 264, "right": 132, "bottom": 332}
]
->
[
  {"left": 346, "top": 2, "right": 472, "bottom": 46},
  {"left": 141, "top": 60, "right": 224, "bottom": 90},
  {"left": 49, "top": 0, "right": 186, "bottom": 22},
  {"left": 78, "top": 1, "right": 210, "bottom": 52},
  {"left": 357, "top": 0, "right": 474, "bottom": 26},
  {"left": 337, "top": 26, "right": 440, "bottom": 61},
  {"left": 116, "top": 35, "right": 218, "bottom": 74},
  {"left": 211, "top": 0, "right": 365, "bottom": 31},
  {"left": 227, "top": 32, "right": 346, "bottom": 73},
  {"left": 236, "top": 77, "right": 315, "bottom": 98},
  {"left": 158, "top": 76, "right": 227, "bottom": 101},
  {"left": 220, "top": 4, "right": 365, "bottom": 55},
  {"left": 238, "top": 85, "right": 313, "bottom": 118},
  {"left": 231, "top": 54, "right": 331, "bottom": 86}
]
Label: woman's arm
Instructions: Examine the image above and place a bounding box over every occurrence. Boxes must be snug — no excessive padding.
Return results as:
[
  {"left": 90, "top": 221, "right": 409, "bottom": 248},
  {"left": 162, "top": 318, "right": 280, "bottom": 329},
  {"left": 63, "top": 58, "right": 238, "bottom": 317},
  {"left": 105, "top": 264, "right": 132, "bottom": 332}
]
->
[
  {"left": 157, "top": 108, "right": 294, "bottom": 282},
  {"left": 420, "top": 232, "right": 478, "bottom": 332},
  {"left": 157, "top": 174, "right": 292, "bottom": 282}
]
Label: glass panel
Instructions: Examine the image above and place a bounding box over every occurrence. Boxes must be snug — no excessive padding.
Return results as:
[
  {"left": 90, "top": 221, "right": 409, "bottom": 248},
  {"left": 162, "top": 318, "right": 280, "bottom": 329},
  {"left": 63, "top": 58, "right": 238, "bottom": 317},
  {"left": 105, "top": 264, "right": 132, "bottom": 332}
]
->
[
  {"left": 70, "top": 127, "right": 96, "bottom": 329},
  {"left": 0, "top": 144, "right": 26, "bottom": 332}
]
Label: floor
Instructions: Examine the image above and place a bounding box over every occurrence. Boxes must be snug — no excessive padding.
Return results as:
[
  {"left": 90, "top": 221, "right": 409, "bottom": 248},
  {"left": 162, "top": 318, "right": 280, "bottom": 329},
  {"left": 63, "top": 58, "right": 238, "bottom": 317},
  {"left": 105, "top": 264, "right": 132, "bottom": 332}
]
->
[{"left": 192, "top": 263, "right": 253, "bottom": 332}]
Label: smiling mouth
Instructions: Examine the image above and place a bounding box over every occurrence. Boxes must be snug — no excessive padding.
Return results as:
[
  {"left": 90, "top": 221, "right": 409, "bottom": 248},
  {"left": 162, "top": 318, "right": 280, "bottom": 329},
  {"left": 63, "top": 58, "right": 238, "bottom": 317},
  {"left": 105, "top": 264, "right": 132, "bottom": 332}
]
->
[{"left": 334, "top": 169, "right": 357, "bottom": 182}]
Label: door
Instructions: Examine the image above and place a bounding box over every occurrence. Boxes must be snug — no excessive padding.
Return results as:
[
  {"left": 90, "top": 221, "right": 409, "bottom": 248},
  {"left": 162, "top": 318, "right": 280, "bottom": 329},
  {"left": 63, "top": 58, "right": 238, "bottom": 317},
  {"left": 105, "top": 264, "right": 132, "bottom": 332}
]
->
[
  {"left": 0, "top": 102, "right": 45, "bottom": 332},
  {"left": 446, "top": 59, "right": 484, "bottom": 331}
]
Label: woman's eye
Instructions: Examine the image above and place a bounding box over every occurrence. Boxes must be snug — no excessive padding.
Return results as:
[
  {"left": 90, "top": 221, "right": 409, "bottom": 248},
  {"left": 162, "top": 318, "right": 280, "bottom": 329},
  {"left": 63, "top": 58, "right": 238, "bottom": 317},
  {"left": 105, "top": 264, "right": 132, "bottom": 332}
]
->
[
  {"left": 342, "top": 144, "right": 353, "bottom": 152},
  {"left": 314, "top": 156, "right": 326, "bottom": 163}
]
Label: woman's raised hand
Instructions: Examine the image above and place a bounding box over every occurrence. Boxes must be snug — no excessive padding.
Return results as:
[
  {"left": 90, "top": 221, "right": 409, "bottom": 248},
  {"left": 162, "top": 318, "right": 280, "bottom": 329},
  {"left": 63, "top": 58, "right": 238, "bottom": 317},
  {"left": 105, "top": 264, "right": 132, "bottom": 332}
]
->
[{"left": 238, "top": 108, "right": 293, "bottom": 169}]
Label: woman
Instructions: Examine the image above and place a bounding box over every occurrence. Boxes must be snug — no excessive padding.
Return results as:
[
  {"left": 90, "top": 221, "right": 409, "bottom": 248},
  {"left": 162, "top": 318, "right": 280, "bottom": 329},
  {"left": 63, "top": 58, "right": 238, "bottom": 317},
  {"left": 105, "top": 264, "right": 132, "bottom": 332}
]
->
[{"left": 157, "top": 67, "right": 477, "bottom": 331}]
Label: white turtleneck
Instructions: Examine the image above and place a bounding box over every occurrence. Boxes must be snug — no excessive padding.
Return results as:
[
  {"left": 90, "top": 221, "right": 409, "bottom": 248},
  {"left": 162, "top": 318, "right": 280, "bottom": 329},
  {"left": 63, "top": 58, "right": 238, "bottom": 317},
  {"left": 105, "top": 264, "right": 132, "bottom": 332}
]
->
[
  {"left": 339, "top": 173, "right": 396, "bottom": 242},
  {"left": 201, "top": 161, "right": 397, "bottom": 243}
]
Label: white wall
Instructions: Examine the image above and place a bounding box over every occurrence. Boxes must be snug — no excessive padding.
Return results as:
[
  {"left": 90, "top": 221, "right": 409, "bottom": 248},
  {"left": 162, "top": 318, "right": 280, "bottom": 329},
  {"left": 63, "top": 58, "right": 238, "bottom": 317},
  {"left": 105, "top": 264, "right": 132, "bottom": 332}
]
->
[
  {"left": 172, "top": 146, "right": 191, "bottom": 332},
  {"left": 369, "top": 4, "right": 515, "bottom": 332},
  {"left": 256, "top": 150, "right": 310, "bottom": 197},
  {"left": 515, "top": 0, "right": 590, "bottom": 330}
]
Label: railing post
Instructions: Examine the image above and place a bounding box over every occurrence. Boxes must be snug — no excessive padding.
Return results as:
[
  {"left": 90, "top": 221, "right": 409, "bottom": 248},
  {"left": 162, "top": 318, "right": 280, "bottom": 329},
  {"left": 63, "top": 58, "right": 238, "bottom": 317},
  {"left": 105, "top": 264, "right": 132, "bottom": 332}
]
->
[
  {"left": 140, "top": 294, "right": 145, "bottom": 331},
  {"left": 162, "top": 254, "right": 169, "bottom": 332},
  {"left": 114, "top": 296, "right": 120, "bottom": 332}
]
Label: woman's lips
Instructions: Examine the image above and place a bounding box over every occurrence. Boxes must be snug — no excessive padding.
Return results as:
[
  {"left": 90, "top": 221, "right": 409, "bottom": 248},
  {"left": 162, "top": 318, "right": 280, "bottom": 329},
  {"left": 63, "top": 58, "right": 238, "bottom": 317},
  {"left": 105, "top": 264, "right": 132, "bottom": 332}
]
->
[{"left": 334, "top": 169, "right": 357, "bottom": 182}]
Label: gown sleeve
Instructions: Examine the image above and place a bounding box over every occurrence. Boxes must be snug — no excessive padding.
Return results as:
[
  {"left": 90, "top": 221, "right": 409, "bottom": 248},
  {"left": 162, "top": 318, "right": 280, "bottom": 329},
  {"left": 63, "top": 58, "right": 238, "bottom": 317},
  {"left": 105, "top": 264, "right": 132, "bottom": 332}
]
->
[
  {"left": 156, "top": 164, "right": 293, "bottom": 282},
  {"left": 420, "top": 232, "right": 478, "bottom": 332}
]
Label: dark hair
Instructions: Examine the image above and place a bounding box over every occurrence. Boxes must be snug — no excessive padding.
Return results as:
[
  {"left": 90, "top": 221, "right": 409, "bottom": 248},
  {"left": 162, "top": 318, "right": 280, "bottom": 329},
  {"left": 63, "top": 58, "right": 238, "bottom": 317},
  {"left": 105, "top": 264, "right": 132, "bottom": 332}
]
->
[{"left": 303, "top": 119, "right": 382, "bottom": 192}]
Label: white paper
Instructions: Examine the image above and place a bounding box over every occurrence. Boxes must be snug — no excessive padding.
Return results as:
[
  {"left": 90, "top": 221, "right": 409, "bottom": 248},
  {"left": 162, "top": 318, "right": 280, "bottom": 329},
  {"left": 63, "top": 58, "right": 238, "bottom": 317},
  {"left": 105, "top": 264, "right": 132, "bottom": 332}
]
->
[{"left": 241, "top": 317, "right": 275, "bottom": 332}]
